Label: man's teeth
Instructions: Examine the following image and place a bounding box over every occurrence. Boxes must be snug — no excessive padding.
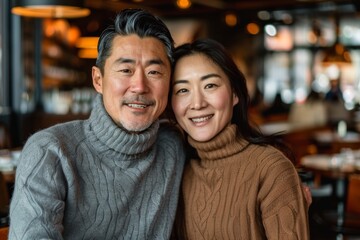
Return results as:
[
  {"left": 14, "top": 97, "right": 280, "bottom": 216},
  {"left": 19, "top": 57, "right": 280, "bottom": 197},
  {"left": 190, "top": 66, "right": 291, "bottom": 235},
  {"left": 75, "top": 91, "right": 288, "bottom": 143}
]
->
[
  {"left": 128, "top": 104, "right": 147, "bottom": 108},
  {"left": 192, "top": 115, "right": 211, "bottom": 123}
]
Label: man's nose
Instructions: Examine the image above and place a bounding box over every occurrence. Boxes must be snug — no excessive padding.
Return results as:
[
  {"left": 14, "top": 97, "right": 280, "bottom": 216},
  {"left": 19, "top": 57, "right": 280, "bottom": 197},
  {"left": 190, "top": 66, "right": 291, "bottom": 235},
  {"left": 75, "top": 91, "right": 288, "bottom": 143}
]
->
[{"left": 130, "top": 71, "right": 148, "bottom": 93}]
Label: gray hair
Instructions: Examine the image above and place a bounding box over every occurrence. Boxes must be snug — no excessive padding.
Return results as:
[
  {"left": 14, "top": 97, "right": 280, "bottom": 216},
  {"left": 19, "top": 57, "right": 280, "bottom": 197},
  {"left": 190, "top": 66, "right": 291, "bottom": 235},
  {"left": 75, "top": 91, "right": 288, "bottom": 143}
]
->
[{"left": 96, "top": 9, "right": 174, "bottom": 74}]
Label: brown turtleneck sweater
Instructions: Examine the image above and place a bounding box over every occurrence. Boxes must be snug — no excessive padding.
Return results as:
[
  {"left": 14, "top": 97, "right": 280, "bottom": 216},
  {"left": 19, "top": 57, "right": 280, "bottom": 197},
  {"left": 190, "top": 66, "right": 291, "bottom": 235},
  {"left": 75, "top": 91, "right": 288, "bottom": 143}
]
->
[{"left": 180, "top": 124, "right": 309, "bottom": 239}]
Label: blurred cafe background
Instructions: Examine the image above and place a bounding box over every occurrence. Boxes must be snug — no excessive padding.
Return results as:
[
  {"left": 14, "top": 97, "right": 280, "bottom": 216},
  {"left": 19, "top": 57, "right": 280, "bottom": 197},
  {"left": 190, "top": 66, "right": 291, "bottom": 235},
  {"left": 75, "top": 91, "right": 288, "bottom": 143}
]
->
[{"left": 1, "top": 0, "right": 360, "bottom": 239}]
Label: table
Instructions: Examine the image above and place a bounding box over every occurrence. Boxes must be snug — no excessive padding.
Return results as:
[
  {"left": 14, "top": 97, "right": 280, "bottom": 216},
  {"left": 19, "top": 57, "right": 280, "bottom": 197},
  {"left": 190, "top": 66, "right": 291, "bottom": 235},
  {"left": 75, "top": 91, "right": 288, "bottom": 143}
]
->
[
  {"left": 301, "top": 153, "right": 360, "bottom": 231},
  {"left": 312, "top": 130, "right": 360, "bottom": 154}
]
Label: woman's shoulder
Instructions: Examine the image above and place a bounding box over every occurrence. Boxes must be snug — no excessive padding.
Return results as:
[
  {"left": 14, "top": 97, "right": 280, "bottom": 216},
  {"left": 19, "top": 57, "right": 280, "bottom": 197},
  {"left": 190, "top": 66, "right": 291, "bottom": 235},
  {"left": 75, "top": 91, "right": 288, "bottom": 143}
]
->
[{"left": 246, "top": 143, "right": 294, "bottom": 169}]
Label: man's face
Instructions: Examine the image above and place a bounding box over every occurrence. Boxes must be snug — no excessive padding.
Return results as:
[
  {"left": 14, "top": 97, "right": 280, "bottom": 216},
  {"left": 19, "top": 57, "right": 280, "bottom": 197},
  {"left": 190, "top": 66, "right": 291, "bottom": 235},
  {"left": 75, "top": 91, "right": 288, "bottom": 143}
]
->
[{"left": 92, "top": 34, "right": 171, "bottom": 132}]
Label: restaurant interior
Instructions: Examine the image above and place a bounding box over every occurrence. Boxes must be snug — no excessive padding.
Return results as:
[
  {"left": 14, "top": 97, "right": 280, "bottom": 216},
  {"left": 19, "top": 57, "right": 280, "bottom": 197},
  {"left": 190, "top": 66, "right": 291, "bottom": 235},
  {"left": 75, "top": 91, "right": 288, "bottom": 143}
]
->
[{"left": 1, "top": 0, "right": 360, "bottom": 239}]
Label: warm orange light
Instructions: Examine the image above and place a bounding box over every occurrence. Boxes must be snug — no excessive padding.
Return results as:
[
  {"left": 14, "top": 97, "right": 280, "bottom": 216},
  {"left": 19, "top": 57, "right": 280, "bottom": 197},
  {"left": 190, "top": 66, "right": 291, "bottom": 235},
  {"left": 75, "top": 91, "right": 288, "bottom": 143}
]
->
[
  {"left": 67, "top": 26, "right": 81, "bottom": 46},
  {"left": 78, "top": 48, "right": 98, "bottom": 59},
  {"left": 43, "top": 19, "right": 56, "bottom": 37},
  {"left": 76, "top": 37, "right": 99, "bottom": 49},
  {"left": 12, "top": 5, "right": 90, "bottom": 18},
  {"left": 246, "top": 22, "right": 260, "bottom": 35},
  {"left": 176, "top": 0, "right": 191, "bottom": 9},
  {"left": 225, "top": 13, "right": 237, "bottom": 27},
  {"left": 53, "top": 19, "right": 69, "bottom": 36}
]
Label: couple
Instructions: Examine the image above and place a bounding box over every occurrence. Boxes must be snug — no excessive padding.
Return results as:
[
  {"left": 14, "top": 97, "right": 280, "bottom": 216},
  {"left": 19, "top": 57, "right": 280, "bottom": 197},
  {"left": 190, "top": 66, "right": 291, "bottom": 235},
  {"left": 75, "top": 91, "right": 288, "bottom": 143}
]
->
[{"left": 8, "top": 9, "right": 309, "bottom": 239}]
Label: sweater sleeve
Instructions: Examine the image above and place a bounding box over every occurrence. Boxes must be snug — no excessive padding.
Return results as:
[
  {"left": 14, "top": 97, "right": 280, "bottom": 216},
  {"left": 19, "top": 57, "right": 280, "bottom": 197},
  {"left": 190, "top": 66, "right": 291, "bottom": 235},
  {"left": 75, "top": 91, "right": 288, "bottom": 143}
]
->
[
  {"left": 258, "top": 150, "right": 310, "bottom": 240},
  {"left": 9, "top": 131, "right": 67, "bottom": 240}
]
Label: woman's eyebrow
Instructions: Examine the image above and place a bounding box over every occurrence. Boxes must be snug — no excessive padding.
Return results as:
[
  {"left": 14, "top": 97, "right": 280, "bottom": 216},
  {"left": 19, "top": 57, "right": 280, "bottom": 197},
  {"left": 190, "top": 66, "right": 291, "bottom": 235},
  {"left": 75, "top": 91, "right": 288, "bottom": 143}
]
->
[
  {"left": 173, "top": 79, "right": 189, "bottom": 86},
  {"left": 201, "top": 73, "right": 221, "bottom": 80},
  {"left": 173, "top": 73, "right": 221, "bottom": 85}
]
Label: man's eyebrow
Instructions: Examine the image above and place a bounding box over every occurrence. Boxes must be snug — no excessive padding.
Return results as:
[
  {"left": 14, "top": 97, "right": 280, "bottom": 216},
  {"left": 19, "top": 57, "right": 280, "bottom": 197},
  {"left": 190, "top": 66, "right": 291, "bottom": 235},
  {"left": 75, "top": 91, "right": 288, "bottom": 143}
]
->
[
  {"left": 113, "top": 58, "right": 166, "bottom": 66},
  {"left": 114, "top": 57, "right": 135, "bottom": 64},
  {"left": 147, "top": 58, "right": 166, "bottom": 66}
]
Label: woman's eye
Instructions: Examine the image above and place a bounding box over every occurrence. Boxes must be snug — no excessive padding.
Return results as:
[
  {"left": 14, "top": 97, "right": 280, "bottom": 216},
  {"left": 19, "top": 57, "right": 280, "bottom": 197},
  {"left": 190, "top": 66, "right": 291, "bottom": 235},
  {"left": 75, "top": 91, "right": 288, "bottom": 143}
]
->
[{"left": 175, "top": 88, "right": 188, "bottom": 94}]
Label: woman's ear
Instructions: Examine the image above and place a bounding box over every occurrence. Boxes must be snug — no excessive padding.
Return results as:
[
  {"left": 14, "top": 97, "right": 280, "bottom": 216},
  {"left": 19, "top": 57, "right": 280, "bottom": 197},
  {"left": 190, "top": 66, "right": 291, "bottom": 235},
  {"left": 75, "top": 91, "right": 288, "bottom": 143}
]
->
[
  {"left": 92, "top": 66, "right": 103, "bottom": 94},
  {"left": 233, "top": 92, "right": 239, "bottom": 107}
]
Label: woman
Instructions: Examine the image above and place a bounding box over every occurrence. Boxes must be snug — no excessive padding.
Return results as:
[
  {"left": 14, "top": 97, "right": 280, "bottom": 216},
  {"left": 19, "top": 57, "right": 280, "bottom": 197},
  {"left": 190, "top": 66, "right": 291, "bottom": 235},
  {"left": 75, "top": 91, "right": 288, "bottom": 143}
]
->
[{"left": 170, "top": 39, "right": 310, "bottom": 239}]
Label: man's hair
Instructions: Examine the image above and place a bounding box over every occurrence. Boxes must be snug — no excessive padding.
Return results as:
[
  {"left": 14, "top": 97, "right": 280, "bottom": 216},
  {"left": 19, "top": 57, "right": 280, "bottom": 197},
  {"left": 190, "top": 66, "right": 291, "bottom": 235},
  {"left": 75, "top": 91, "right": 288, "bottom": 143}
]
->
[{"left": 96, "top": 9, "right": 174, "bottom": 74}]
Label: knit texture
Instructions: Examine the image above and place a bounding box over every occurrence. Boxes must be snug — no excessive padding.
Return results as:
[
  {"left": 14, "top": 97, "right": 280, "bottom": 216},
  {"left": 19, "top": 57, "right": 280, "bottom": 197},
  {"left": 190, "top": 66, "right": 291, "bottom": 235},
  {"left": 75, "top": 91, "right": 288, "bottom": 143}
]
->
[
  {"left": 180, "top": 124, "right": 309, "bottom": 240},
  {"left": 9, "top": 94, "right": 185, "bottom": 240}
]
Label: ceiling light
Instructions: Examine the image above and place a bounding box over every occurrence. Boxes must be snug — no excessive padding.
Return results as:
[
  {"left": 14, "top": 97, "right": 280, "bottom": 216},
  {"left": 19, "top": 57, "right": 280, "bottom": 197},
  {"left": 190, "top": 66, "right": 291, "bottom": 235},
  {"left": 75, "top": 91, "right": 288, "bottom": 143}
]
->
[
  {"left": 247, "top": 22, "right": 260, "bottom": 35},
  {"left": 265, "top": 24, "right": 277, "bottom": 37},
  {"left": 76, "top": 36, "right": 99, "bottom": 49},
  {"left": 322, "top": 42, "right": 352, "bottom": 66},
  {"left": 11, "top": 0, "right": 90, "bottom": 18},
  {"left": 78, "top": 49, "right": 98, "bottom": 59},
  {"left": 322, "top": 16, "right": 352, "bottom": 66},
  {"left": 176, "top": 0, "right": 191, "bottom": 9},
  {"left": 225, "top": 13, "right": 237, "bottom": 27},
  {"left": 76, "top": 37, "right": 99, "bottom": 59}
]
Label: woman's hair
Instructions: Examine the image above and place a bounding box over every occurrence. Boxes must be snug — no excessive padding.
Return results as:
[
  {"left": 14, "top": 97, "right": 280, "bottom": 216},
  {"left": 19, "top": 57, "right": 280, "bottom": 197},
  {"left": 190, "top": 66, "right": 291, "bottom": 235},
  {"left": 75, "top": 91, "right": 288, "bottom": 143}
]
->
[
  {"left": 169, "top": 38, "right": 294, "bottom": 161},
  {"left": 96, "top": 8, "right": 174, "bottom": 74},
  {"left": 169, "top": 39, "right": 296, "bottom": 239}
]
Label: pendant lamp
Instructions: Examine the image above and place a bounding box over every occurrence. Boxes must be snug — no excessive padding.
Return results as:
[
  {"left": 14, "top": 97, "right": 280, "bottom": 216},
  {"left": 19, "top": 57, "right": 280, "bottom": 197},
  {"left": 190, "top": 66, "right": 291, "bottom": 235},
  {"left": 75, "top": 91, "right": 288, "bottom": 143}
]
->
[
  {"left": 11, "top": 0, "right": 91, "bottom": 18},
  {"left": 322, "top": 15, "right": 352, "bottom": 66},
  {"left": 322, "top": 42, "right": 352, "bottom": 66}
]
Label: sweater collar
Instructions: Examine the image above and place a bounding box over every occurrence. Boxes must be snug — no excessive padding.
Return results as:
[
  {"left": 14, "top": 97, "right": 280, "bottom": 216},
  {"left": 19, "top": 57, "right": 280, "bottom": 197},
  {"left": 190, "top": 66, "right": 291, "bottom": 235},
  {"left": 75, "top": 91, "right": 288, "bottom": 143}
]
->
[
  {"left": 88, "top": 94, "right": 159, "bottom": 157},
  {"left": 188, "top": 124, "right": 248, "bottom": 161}
]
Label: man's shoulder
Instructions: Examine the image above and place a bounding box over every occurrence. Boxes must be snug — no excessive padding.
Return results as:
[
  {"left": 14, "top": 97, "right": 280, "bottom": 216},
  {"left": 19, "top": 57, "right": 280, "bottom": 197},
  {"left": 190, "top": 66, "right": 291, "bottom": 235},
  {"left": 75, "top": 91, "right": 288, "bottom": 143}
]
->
[{"left": 28, "top": 119, "right": 86, "bottom": 144}]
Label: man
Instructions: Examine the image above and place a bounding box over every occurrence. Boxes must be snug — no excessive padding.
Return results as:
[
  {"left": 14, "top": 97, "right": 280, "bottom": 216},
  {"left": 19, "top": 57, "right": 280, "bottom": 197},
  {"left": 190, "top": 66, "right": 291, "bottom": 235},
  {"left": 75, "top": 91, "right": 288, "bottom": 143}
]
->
[{"left": 9, "top": 9, "right": 185, "bottom": 239}]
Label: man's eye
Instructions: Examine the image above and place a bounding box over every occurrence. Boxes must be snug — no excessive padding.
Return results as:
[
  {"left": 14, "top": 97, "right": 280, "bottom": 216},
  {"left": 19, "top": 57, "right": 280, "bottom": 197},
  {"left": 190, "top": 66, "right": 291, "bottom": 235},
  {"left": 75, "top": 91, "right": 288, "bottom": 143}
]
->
[
  {"left": 205, "top": 83, "right": 217, "bottom": 89},
  {"left": 148, "top": 70, "right": 161, "bottom": 75},
  {"left": 119, "top": 69, "right": 132, "bottom": 74}
]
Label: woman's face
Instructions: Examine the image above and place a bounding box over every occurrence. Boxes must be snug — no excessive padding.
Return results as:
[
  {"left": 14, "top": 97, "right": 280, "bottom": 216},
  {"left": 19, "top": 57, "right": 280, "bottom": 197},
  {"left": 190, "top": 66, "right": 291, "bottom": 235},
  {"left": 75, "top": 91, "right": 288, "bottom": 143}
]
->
[{"left": 171, "top": 53, "right": 238, "bottom": 142}]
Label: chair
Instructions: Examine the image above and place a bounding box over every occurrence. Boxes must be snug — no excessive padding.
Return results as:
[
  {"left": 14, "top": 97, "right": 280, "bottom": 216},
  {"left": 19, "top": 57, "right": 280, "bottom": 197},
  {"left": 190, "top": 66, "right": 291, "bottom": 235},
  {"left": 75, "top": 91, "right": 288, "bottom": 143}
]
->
[
  {"left": 0, "top": 173, "right": 9, "bottom": 228},
  {"left": 0, "top": 227, "right": 9, "bottom": 240},
  {"left": 312, "top": 174, "right": 360, "bottom": 236},
  {"left": 333, "top": 174, "right": 360, "bottom": 235},
  {"left": 0, "top": 173, "right": 9, "bottom": 208},
  {"left": 346, "top": 174, "right": 360, "bottom": 214},
  {"left": 0, "top": 123, "right": 11, "bottom": 149}
]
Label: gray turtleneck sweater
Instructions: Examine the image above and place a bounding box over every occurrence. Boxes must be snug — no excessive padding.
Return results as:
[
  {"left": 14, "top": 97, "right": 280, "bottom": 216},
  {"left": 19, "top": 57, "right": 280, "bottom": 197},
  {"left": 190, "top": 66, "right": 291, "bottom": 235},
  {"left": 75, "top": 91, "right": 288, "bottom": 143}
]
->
[{"left": 9, "top": 95, "right": 185, "bottom": 240}]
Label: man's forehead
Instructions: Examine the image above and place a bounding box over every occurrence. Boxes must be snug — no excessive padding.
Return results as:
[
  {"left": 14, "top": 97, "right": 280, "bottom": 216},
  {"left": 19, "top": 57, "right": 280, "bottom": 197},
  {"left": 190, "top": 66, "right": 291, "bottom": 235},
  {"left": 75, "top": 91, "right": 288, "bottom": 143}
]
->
[{"left": 109, "top": 35, "right": 170, "bottom": 64}]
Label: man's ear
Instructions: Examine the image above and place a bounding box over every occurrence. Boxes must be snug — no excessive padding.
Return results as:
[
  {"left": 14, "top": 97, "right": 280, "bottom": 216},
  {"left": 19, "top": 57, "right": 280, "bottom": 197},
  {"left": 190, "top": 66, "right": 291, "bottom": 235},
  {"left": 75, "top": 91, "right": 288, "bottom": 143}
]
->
[{"left": 92, "top": 66, "right": 103, "bottom": 94}]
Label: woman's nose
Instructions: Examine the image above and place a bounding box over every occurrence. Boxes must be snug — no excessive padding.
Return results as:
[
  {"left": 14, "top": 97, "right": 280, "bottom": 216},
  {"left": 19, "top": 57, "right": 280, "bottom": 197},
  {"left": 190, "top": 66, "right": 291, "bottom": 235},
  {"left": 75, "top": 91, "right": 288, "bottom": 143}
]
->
[{"left": 190, "top": 91, "right": 206, "bottom": 110}]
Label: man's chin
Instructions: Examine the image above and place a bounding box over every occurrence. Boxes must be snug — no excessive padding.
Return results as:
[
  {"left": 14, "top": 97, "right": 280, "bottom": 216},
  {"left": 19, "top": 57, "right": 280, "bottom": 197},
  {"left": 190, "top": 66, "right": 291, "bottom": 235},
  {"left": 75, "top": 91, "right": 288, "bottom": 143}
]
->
[{"left": 118, "top": 121, "right": 153, "bottom": 133}]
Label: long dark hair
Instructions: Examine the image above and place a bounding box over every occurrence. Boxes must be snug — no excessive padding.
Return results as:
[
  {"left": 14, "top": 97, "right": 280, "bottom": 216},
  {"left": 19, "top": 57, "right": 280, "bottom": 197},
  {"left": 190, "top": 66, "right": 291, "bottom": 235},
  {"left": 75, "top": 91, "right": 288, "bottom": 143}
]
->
[
  {"left": 169, "top": 38, "right": 294, "bottom": 161},
  {"left": 169, "top": 39, "right": 296, "bottom": 239}
]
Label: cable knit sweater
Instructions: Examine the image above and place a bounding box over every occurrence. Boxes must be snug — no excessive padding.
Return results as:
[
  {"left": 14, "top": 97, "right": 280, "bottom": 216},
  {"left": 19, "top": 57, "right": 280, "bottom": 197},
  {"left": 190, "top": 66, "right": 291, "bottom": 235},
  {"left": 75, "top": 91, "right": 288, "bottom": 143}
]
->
[
  {"left": 180, "top": 124, "right": 309, "bottom": 239},
  {"left": 9, "top": 94, "right": 185, "bottom": 240}
]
